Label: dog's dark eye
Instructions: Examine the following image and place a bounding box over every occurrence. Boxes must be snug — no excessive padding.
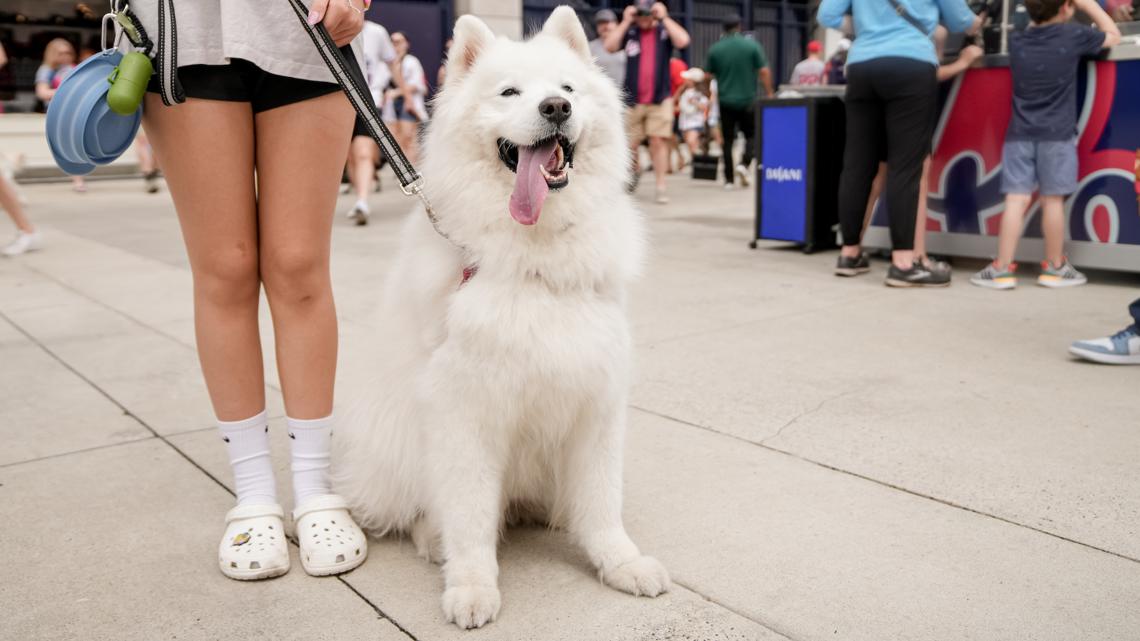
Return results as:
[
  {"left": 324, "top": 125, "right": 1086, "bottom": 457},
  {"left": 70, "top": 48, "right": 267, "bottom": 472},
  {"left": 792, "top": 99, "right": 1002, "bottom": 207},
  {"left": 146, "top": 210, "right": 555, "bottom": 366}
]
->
[
  {"left": 562, "top": 85, "right": 574, "bottom": 93},
  {"left": 500, "top": 87, "right": 519, "bottom": 97}
]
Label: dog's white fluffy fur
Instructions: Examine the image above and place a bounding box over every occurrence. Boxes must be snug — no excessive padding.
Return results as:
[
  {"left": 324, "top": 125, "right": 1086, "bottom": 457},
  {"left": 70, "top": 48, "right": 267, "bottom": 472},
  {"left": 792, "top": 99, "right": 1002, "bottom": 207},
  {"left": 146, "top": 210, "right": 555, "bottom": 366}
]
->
[{"left": 332, "top": 8, "right": 669, "bottom": 629}]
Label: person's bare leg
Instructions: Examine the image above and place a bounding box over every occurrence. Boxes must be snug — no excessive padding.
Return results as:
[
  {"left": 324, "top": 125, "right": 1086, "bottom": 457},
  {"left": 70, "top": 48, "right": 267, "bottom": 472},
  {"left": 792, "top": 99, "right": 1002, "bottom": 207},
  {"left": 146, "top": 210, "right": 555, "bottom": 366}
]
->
[
  {"left": 350, "top": 136, "right": 378, "bottom": 204},
  {"left": 996, "top": 193, "right": 1032, "bottom": 267},
  {"left": 0, "top": 174, "right": 33, "bottom": 233},
  {"left": 914, "top": 156, "right": 931, "bottom": 259},
  {"left": 855, "top": 162, "right": 888, "bottom": 254},
  {"left": 136, "top": 133, "right": 156, "bottom": 174},
  {"left": 1039, "top": 195, "right": 1065, "bottom": 267},
  {"left": 396, "top": 120, "right": 419, "bottom": 165},
  {"left": 683, "top": 130, "right": 701, "bottom": 157},
  {"left": 255, "top": 92, "right": 353, "bottom": 420},
  {"left": 71, "top": 175, "right": 86, "bottom": 192},
  {"left": 649, "top": 136, "right": 668, "bottom": 193},
  {"left": 142, "top": 96, "right": 263, "bottom": 420}
]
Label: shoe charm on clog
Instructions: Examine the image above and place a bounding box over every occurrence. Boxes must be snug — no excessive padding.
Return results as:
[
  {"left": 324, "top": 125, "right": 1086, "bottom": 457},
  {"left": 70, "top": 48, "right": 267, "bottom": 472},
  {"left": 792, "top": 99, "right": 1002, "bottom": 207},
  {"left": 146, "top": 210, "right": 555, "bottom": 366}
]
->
[{"left": 231, "top": 532, "right": 251, "bottom": 546}]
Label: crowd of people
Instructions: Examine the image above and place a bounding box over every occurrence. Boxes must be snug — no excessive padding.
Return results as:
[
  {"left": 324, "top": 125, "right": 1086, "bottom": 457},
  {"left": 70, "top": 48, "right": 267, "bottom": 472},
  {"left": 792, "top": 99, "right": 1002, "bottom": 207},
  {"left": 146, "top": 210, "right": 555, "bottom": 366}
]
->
[{"left": 590, "top": 1, "right": 775, "bottom": 200}]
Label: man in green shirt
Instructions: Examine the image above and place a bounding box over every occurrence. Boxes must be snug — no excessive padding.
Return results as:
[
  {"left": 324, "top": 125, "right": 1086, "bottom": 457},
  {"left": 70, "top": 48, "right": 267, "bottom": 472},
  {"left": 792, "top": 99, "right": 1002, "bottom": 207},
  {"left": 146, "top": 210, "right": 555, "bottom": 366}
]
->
[{"left": 705, "top": 16, "right": 773, "bottom": 188}]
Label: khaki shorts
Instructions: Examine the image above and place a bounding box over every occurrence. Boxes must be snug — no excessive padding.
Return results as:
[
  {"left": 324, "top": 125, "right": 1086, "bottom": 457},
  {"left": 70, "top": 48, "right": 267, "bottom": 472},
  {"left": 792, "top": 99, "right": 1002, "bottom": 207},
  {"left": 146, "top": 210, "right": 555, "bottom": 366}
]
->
[{"left": 627, "top": 99, "right": 674, "bottom": 141}]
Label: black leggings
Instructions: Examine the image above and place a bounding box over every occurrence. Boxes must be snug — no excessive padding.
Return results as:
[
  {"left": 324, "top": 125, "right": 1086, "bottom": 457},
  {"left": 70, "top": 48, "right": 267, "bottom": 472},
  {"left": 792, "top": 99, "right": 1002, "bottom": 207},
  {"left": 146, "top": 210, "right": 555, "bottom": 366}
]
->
[
  {"left": 837, "top": 57, "right": 937, "bottom": 251},
  {"left": 719, "top": 103, "right": 755, "bottom": 183}
]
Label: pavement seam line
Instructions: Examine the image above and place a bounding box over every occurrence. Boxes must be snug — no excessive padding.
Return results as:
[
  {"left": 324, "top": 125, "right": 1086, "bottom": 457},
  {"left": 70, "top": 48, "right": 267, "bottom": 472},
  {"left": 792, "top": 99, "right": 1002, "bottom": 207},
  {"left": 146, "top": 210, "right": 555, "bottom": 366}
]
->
[
  {"left": 671, "top": 578, "right": 799, "bottom": 641},
  {"left": 628, "top": 404, "right": 1140, "bottom": 566},
  {"left": 19, "top": 262, "right": 286, "bottom": 395},
  {"left": 0, "top": 308, "right": 420, "bottom": 637},
  {"left": 0, "top": 435, "right": 158, "bottom": 470}
]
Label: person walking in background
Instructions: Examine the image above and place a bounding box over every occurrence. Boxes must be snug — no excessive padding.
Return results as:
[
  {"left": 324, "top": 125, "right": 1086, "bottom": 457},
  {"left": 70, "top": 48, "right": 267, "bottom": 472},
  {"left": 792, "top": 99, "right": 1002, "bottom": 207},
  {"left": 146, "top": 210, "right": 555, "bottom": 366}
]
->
[
  {"left": 1070, "top": 299, "right": 1140, "bottom": 364},
  {"left": 132, "top": 0, "right": 370, "bottom": 580},
  {"left": 705, "top": 15, "right": 772, "bottom": 190},
  {"left": 790, "top": 40, "right": 826, "bottom": 85},
  {"left": 588, "top": 10, "right": 626, "bottom": 88},
  {"left": 36, "top": 39, "right": 86, "bottom": 194},
  {"left": 824, "top": 38, "right": 851, "bottom": 84},
  {"left": 668, "top": 55, "right": 690, "bottom": 172},
  {"left": 386, "top": 31, "right": 427, "bottom": 165},
  {"left": 345, "top": 17, "right": 405, "bottom": 225},
  {"left": 970, "top": 0, "right": 1120, "bottom": 290},
  {"left": 604, "top": 0, "right": 691, "bottom": 204},
  {"left": 675, "top": 68, "right": 710, "bottom": 161},
  {"left": 0, "top": 41, "right": 39, "bottom": 257},
  {"left": 135, "top": 133, "right": 160, "bottom": 194},
  {"left": 0, "top": 170, "right": 37, "bottom": 257},
  {"left": 819, "top": 0, "right": 983, "bottom": 287}
]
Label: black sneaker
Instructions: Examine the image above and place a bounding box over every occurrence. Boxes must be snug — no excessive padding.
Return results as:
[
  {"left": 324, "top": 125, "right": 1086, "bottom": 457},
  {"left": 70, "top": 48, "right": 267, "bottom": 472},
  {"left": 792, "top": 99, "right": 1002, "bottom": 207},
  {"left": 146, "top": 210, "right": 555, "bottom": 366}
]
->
[
  {"left": 885, "top": 260, "right": 951, "bottom": 287},
  {"left": 835, "top": 253, "right": 871, "bottom": 277}
]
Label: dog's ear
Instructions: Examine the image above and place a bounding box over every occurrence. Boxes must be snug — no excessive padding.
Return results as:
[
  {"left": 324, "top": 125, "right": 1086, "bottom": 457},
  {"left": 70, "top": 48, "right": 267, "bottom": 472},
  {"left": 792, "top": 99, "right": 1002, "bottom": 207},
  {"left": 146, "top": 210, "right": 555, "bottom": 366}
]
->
[
  {"left": 449, "top": 15, "right": 496, "bottom": 80},
  {"left": 541, "top": 6, "right": 591, "bottom": 62}
]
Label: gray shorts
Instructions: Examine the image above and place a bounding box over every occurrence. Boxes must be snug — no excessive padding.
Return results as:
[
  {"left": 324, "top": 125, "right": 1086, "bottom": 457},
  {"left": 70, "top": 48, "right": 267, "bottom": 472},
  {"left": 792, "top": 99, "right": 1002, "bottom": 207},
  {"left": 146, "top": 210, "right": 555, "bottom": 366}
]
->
[{"left": 1001, "top": 138, "right": 1078, "bottom": 196}]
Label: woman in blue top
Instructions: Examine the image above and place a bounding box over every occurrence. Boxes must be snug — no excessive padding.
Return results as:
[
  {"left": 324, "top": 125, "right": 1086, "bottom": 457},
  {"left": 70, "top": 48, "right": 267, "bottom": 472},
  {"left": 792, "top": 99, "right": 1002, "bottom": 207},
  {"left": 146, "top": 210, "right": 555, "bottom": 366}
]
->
[{"left": 819, "top": 0, "right": 983, "bottom": 286}]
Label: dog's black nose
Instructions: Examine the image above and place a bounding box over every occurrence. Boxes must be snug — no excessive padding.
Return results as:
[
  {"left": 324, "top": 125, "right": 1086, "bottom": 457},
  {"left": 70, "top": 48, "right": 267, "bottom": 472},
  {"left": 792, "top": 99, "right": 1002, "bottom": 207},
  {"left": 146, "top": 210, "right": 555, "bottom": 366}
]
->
[{"left": 539, "top": 97, "right": 571, "bottom": 125}]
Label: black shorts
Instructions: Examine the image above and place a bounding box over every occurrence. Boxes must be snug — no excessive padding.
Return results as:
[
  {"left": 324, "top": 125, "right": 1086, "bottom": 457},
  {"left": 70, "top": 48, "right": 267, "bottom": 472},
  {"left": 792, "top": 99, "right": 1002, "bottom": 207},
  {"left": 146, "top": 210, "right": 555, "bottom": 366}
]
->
[
  {"left": 353, "top": 116, "right": 371, "bottom": 138},
  {"left": 148, "top": 54, "right": 354, "bottom": 114}
]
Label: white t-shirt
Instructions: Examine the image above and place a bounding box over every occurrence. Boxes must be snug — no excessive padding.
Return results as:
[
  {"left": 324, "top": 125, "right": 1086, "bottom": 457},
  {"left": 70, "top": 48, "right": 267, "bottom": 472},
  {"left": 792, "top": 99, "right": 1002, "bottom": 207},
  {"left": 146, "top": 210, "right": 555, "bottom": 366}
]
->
[
  {"left": 790, "top": 58, "right": 825, "bottom": 86},
  {"left": 677, "top": 88, "right": 708, "bottom": 132},
  {"left": 360, "top": 21, "right": 397, "bottom": 106},
  {"left": 383, "top": 54, "right": 428, "bottom": 121},
  {"left": 129, "top": 0, "right": 357, "bottom": 83}
]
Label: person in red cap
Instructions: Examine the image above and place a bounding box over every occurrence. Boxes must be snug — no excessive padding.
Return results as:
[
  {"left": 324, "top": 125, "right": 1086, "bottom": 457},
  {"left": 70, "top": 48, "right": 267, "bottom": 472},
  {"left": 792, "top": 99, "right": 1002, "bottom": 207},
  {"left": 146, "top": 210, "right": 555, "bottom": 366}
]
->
[{"left": 790, "top": 40, "right": 826, "bottom": 85}]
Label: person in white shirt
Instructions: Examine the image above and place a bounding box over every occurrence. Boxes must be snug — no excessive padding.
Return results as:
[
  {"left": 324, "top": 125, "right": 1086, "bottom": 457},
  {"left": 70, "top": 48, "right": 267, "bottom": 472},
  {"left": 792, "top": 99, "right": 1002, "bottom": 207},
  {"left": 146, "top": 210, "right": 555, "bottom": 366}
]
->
[
  {"left": 385, "top": 31, "right": 428, "bottom": 164},
  {"left": 345, "top": 17, "right": 408, "bottom": 225},
  {"left": 789, "top": 40, "right": 825, "bottom": 85},
  {"left": 134, "top": 0, "right": 372, "bottom": 581},
  {"left": 674, "top": 68, "right": 709, "bottom": 161}
]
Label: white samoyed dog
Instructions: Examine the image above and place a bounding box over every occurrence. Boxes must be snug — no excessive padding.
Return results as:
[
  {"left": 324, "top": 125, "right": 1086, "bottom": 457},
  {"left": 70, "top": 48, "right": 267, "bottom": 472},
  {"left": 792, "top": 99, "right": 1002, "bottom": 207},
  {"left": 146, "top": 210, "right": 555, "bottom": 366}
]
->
[{"left": 333, "top": 6, "right": 669, "bottom": 629}]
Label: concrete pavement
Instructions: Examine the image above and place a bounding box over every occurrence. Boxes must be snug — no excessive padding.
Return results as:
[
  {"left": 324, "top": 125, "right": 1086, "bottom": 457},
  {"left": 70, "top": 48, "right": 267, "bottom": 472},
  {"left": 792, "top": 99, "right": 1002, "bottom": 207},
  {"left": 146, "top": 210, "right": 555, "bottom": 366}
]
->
[{"left": 1, "top": 176, "right": 1138, "bottom": 641}]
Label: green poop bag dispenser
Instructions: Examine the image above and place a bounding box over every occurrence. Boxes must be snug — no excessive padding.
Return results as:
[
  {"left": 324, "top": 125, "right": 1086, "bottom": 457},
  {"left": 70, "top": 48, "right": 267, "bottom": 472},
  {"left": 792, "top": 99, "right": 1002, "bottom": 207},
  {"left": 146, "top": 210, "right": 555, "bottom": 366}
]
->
[{"left": 106, "top": 51, "right": 152, "bottom": 116}]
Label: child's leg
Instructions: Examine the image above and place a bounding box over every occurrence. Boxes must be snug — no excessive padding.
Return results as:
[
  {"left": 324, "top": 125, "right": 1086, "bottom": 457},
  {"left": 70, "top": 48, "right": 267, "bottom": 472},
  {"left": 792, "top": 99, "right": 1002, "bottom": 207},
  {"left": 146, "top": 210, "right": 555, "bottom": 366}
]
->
[
  {"left": 0, "top": 172, "right": 33, "bottom": 233},
  {"left": 914, "top": 156, "right": 931, "bottom": 258},
  {"left": 1039, "top": 194, "right": 1065, "bottom": 267},
  {"left": 996, "top": 193, "right": 1032, "bottom": 267}
]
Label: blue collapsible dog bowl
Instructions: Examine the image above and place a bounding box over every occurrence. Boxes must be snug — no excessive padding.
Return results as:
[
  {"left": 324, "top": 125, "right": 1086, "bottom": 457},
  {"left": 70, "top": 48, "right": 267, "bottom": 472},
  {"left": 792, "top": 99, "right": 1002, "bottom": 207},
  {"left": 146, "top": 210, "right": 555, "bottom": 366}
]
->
[{"left": 46, "top": 49, "right": 142, "bottom": 176}]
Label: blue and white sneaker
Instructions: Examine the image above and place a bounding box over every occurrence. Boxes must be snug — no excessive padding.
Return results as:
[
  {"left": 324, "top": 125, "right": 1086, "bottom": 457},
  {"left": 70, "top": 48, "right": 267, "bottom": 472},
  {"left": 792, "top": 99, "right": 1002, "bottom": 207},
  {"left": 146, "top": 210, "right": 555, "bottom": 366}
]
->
[{"left": 1069, "top": 326, "right": 1140, "bottom": 365}]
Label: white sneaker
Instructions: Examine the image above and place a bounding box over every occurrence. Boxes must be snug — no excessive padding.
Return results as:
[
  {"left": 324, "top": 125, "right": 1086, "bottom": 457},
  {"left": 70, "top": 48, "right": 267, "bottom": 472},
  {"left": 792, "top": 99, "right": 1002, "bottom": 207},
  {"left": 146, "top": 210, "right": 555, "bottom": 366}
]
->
[
  {"left": 735, "top": 164, "right": 751, "bottom": 187},
  {"left": 723, "top": 182, "right": 738, "bottom": 191},
  {"left": 2, "top": 231, "right": 41, "bottom": 257},
  {"left": 654, "top": 189, "right": 669, "bottom": 205},
  {"left": 345, "top": 201, "right": 370, "bottom": 226}
]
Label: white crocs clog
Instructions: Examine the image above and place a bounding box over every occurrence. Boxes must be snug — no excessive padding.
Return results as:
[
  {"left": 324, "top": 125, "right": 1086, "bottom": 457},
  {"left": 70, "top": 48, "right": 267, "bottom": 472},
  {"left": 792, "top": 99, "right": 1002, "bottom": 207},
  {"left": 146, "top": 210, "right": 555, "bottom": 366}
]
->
[
  {"left": 292, "top": 494, "right": 368, "bottom": 576},
  {"left": 218, "top": 503, "right": 291, "bottom": 581}
]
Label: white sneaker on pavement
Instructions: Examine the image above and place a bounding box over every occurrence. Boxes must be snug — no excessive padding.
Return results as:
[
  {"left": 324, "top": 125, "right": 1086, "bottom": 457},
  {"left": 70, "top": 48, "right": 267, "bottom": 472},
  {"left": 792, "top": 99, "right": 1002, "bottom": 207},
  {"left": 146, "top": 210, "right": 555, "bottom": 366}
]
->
[
  {"left": 345, "top": 201, "right": 370, "bottom": 226},
  {"left": 2, "top": 231, "right": 41, "bottom": 257},
  {"left": 735, "top": 164, "right": 751, "bottom": 187},
  {"left": 723, "top": 182, "right": 737, "bottom": 191}
]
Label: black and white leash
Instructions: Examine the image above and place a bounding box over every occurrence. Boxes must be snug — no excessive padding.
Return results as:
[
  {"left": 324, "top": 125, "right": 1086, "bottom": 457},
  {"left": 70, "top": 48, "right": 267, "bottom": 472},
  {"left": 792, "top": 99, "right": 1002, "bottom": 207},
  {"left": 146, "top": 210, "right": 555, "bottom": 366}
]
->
[{"left": 285, "top": 0, "right": 457, "bottom": 250}]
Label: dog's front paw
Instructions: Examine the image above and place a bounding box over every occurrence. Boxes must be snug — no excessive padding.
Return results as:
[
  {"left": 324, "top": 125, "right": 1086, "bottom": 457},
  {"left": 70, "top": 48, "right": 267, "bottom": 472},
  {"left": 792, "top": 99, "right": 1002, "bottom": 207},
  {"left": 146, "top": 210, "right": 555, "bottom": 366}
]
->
[
  {"left": 442, "top": 584, "right": 501, "bottom": 629},
  {"left": 602, "top": 556, "right": 671, "bottom": 597}
]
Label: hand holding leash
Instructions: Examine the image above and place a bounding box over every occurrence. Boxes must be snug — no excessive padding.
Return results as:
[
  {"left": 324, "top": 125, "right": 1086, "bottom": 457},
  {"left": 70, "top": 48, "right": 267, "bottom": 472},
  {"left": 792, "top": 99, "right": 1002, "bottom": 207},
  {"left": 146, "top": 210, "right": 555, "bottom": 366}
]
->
[{"left": 307, "top": 0, "right": 366, "bottom": 46}]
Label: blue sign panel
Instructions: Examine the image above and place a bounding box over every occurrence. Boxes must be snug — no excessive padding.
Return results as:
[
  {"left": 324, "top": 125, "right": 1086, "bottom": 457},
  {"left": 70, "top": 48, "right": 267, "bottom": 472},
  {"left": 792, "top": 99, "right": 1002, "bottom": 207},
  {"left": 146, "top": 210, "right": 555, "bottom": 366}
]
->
[{"left": 760, "top": 106, "right": 808, "bottom": 243}]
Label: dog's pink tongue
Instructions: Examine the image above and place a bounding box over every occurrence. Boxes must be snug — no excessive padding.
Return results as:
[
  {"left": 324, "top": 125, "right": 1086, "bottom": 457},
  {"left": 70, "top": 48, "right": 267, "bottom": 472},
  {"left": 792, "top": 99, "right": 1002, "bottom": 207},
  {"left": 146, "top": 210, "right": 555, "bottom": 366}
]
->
[{"left": 509, "top": 140, "right": 558, "bottom": 225}]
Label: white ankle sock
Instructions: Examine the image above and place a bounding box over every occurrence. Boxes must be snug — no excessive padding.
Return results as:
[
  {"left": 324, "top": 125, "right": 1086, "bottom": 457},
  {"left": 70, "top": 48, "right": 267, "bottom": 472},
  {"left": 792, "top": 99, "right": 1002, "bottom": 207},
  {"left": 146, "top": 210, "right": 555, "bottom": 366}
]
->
[
  {"left": 287, "top": 415, "right": 333, "bottom": 506},
  {"left": 218, "top": 410, "right": 277, "bottom": 506}
]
